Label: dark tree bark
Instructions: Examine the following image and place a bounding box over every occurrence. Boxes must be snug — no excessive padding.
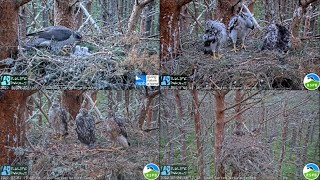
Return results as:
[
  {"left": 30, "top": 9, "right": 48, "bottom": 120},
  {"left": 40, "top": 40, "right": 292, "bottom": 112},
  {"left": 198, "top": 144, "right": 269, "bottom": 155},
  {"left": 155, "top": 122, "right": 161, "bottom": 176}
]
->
[
  {"left": 215, "top": 0, "right": 240, "bottom": 25},
  {"left": 174, "top": 90, "right": 187, "bottom": 164},
  {"left": 0, "top": 0, "right": 31, "bottom": 60},
  {"left": 192, "top": 90, "right": 204, "bottom": 180},
  {"left": 125, "top": 90, "right": 130, "bottom": 119},
  {"left": 278, "top": 99, "right": 289, "bottom": 178},
  {"left": 160, "top": 0, "right": 192, "bottom": 60},
  {"left": 214, "top": 90, "right": 228, "bottom": 179},
  {"left": 54, "top": 0, "right": 77, "bottom": 29},
  {"left": 62, "top": 90, "right": 84, "bottom": 120},
  {"left": 138, "top": 91, "right": 159, "bottom": 130},
  {"left": 291, "top": 0, "right": 317, "bottom": 48},
  {"left": 0, "top": 90, "right": 35, "bottom": 164}
]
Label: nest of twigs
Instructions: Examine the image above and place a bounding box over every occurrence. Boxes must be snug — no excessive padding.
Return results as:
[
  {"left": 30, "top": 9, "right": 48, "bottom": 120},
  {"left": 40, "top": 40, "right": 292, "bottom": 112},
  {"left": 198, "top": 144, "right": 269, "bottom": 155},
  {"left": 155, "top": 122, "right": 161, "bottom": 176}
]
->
[
  {"left": 0, "top": 28, "right": 159, "bottom": 89},
  {"left": 220, "top": 135, "right": 276, "bottom": 177},
  {"left": 161, "top": 31, "right": 320, "bottom": 90},
  {"left": 18, "top": 117, "right": 158, "bottom": 179}
]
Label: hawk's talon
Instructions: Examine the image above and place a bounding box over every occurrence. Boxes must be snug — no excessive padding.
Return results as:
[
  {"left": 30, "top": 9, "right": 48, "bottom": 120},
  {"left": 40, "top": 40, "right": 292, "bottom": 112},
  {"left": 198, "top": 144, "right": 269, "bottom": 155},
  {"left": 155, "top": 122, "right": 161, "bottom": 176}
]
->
[
  {"left": 231, "top": 44, "right": 239, "bottom": 52},
  {"left": 241, "top": 43, "right": 247, "bottom": 50},
  {"left": 212, "top": 53, "right": 222, "bottom": 60}
]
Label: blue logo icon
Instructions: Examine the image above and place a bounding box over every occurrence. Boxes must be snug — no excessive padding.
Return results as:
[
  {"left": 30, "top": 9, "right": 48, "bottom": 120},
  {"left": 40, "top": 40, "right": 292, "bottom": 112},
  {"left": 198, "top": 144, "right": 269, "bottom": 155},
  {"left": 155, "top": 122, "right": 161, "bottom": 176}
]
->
[
  {"left": 161, "top": 165, "right": 171, "bottom": 176},
  {"left": 160, "top": 76, "right": 171, "bottom": 86},
  {"left": 0, "top": 75, "right": 11, "bottom": 86},
  {"left": 136, "top": 75, "right": 146, "bottom": 86},
  {"left": 1, "top": 166, "right": 11, "bottom": 176}
]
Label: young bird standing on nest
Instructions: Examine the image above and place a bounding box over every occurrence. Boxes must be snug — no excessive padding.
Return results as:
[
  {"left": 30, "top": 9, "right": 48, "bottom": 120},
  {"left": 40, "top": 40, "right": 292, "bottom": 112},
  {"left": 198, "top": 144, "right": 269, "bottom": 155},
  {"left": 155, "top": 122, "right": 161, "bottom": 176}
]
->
[
  {"left": 105, "top": 117, "right": 130, "bottom": 150},
  {"left": 261, "top": 24, "right": 291, "bottom": 53},
  {"left": 228, "top": 12, "right": 255, "bottom": 52},
  {"left": 75, "top": 108, "right": 96, "bottom": 148},
  {"left": 48, "top": 99, "right": 69, "bottom": 140},
  {"left": 203, "top": 20, "right": 227, "bottom": 59}
]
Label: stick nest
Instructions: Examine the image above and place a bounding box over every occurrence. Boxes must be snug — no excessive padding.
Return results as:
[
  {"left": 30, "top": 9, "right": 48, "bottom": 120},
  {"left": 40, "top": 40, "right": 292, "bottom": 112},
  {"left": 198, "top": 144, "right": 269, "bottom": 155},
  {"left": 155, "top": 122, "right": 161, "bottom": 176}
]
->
[
  {"left": 1, "top": 29, "right": 159, "bottom": 89},
  {"left": 162, "top": 31, "right": 320, "bottom": 90},
  {"left": 220, "top": 135, "right": 276, "bottom": 177}
]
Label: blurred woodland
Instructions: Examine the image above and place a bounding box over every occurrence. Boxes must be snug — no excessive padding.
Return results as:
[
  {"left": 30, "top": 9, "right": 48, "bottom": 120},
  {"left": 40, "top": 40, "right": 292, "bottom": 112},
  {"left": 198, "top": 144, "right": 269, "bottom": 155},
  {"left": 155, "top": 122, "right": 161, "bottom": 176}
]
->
[
  {"left": 160, "top": 90, "right": 319, "bottom": 179},
  {"left": 160, "top": 0, "right": 320, "bottom": 89}
]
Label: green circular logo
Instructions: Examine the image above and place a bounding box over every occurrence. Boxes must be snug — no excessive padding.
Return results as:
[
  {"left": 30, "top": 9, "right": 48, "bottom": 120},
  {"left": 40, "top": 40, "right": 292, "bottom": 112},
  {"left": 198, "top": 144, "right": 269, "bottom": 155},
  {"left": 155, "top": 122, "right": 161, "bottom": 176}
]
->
[
  {"left": 304, "top": 73, "right": 320, "bottom": 90},
  {"left": 143, "top": 163, "right": 160, "bottom": 180},
  {"left": 303, "top": 163, "right": 320, "bottom": 180}
]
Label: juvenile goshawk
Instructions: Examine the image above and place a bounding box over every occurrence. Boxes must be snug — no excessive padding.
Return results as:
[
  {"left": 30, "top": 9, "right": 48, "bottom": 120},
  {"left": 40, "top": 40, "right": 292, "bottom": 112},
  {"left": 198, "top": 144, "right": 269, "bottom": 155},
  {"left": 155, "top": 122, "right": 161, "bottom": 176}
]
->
[
  {"left": 203, "top": 20, "right": 227, "bottom": 59},
  {"left": 75, "top": 108, "right": 96, "bottom": 148},
  {"left": 228, "top": 12, "right": 255, "bottom": 52},
  {"left": 48, "top": 100, "right": 69, "bottom": 139}
]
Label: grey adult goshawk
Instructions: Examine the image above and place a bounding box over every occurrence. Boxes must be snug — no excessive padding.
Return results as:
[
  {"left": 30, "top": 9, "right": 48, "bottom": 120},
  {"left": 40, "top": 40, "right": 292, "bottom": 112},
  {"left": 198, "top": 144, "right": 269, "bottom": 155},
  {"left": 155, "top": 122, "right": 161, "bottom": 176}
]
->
[{"left": 25, "top": 26, "right": 82, "bottom": 54}]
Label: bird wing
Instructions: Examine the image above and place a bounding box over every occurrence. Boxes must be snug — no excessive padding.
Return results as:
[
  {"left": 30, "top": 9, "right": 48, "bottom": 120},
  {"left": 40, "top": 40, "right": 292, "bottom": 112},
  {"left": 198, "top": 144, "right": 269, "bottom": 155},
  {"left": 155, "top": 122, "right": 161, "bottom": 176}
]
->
[
  {"left": 27, "top": 26, "right": 73, "bottom": 41},
  {"left": 228, "top": 16, "right": 239, "bottom": 32}
]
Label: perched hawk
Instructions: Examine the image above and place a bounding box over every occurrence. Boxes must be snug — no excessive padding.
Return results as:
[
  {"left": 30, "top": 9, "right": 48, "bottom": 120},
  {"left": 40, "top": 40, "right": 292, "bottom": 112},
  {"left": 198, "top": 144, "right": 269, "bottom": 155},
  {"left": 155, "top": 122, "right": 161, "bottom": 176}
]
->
[
  {"left": 203, "top": 20, "right": 227, "bottom": 59},
  {"left": 25, "top": 26, "right": 82, "bottom": 54},
  {"left": 228, "top": 12, "right": 255, "bottom": 52},
  {"left": 48, "top": 100, "right": 68, "bottom": 139},
  {"left": 261, "top": 24, "right": 291, "bottom": 53},
  {"left": 75, "top": 108, "right": 96, "bottom": 147},
  {"left": 105, "top": 117, "right": 130, "bottom": 148}
]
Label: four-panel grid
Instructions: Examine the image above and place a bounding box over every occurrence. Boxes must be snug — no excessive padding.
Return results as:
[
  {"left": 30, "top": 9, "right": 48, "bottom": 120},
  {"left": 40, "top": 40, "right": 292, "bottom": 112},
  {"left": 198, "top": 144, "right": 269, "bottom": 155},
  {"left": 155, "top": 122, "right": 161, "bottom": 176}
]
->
[{"left": 0, "top": 0, "right": 319, "bottom": 179}]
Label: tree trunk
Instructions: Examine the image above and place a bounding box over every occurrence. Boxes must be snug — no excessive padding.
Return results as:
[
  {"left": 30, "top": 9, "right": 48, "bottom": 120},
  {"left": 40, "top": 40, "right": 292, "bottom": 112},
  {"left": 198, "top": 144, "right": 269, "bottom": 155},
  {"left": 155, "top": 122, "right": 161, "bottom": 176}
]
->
[
  {"left": 278, "top": 98, "right": 289, "bottom": 178},
  {"left": 303, "top": 4, "right": 313, "bottom": 37},
  {"left": 107, "top": 91, "right": 115, "bottom": 117},
  {"left": 234, "top": 90, "right": 244, "bottom": 133},
  {"left": 0, "top": 90, "right": 34, "bottom": 164},
  {"left": 127, "top": 0, "right": 154, "bottom": 34},
  {"left": 191, "top": 90, "right": 204, "bottom": 180},
  {"left": 214, "top": 90, "right": 228, "bottom": 179},
  {"left": 62, "top": 90, "right": 84, "bottom": 120},
  {"left": 160, "top": 0, "right": 192, "bottom": 60},
  {"left": 54, "top": 0, "right": 77, "bottom": 28},
  {"left": 215, "top": 0, "right": 239, "bottom": 25},
  {"left": 145, "top": 1, "right": 154, "bottom": 36},
  {"left": 0, "top": 0, "right": 31, "bottom": 60},
  {"left": 138, "top": 91, "right": 159, "bottom": 129},
  {"left": 125, "top": 90, "right": 130, "bottom": 119},
  {"left": 263, "top": 0, "right": 272, "bottom": 22},
  {"left": 42, "top": 0, "right": 49, "bottom": 27},
  {"left": 174, "top": 90, "right": 187, "bottom": 164},
  {"left": 19, "top": 6, "right": 27, "bottom": 38}
]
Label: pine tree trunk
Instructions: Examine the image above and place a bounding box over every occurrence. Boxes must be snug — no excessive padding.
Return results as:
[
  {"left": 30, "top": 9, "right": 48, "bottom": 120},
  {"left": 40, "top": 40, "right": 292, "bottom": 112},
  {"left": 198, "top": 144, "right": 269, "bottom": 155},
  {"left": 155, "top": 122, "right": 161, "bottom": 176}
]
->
[
  {"left": 214, "top": 91, "right": 228, "bottom": 179},
  {"left": 54, "top": 0, "right": 77, "bottom": 28},
  {"left": 278, "top": 99, "right": 289, "bottom": 178},
  {"left": 160, "top": 0, "right": 192, "bottom": 60},
  {"left": 0, "top": 90, "right": 34, "bottom": 164},
  {"left": 215, "top": 0, "right": 239, "bottom": 25},
  {"left": 127, "top": 0, "right": 154, "bottom": 34},
  {"left": 62, "top": 90, "right": 84, "bottom": 120},
  {"left": 192, "top": 90, "right": 204, "bottom": 179},
  {"left": 0, "top": 0, "right": 31, "bottom": 60},
  {"left": 174, "top": 91, "right": 187, "bottom": 164},
  {"left": 125, "top": 90, "right": 130, "bottom": 119}
]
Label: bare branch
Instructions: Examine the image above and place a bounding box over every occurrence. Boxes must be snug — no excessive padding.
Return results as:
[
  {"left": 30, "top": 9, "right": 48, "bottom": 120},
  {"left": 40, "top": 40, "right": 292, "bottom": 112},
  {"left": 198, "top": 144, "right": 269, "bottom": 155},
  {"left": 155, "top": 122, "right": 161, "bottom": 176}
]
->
[{"left": 16, "top": 0, "right": 31, "bottom": 8}]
